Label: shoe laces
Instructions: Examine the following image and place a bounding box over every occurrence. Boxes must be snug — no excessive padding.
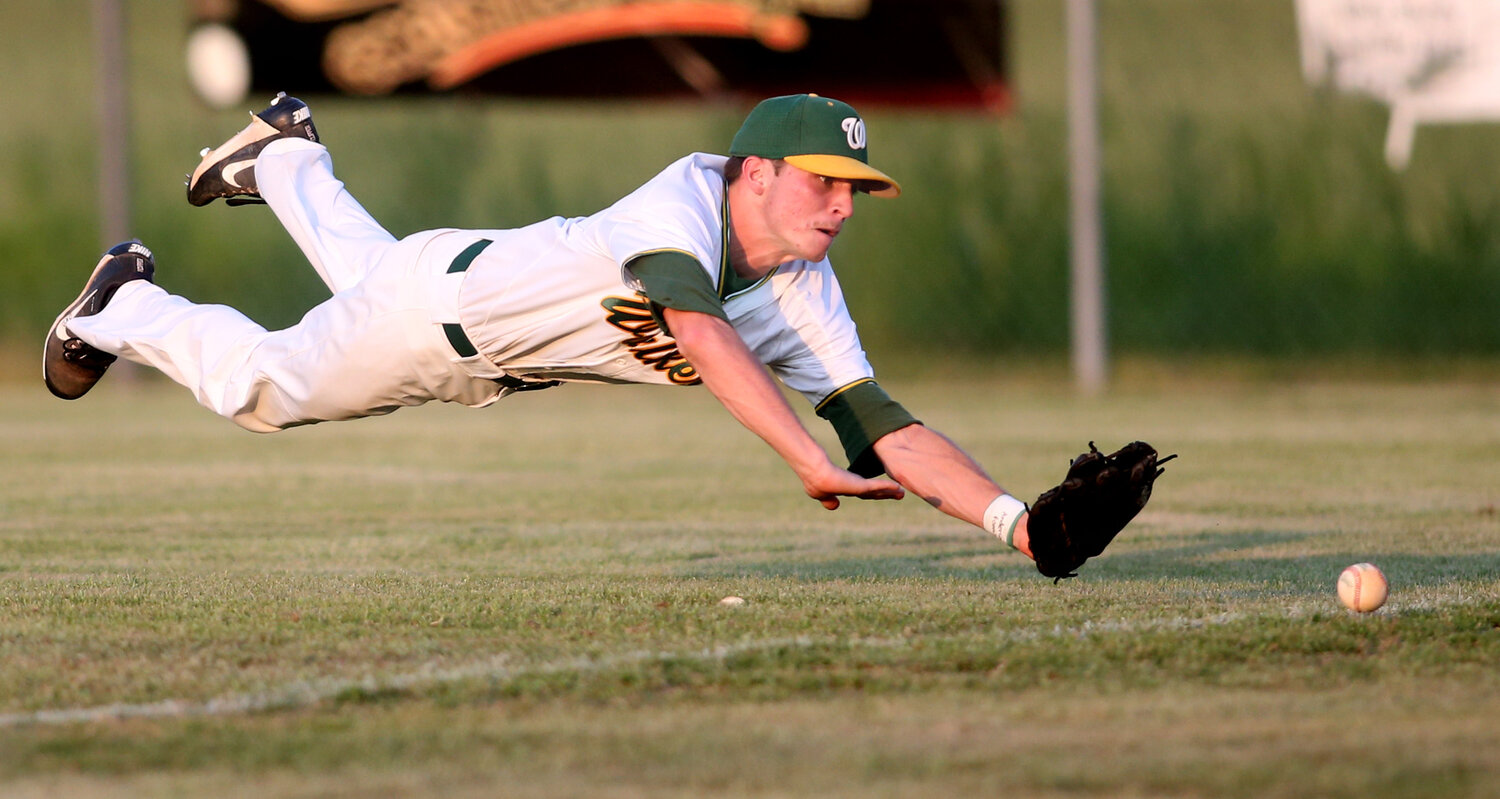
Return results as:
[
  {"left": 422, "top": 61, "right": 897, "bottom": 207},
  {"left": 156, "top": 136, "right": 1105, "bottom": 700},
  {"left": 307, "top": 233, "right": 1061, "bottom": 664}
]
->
[{"left": 61, "top": 338, "right": 114, "bottom": 369}]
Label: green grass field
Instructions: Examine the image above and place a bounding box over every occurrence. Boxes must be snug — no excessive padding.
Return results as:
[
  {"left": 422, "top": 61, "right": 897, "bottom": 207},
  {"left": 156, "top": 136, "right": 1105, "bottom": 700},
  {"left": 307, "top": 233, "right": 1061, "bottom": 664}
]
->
[{"left": 3, "top": 370, "right": 1499, "bottom": 797}]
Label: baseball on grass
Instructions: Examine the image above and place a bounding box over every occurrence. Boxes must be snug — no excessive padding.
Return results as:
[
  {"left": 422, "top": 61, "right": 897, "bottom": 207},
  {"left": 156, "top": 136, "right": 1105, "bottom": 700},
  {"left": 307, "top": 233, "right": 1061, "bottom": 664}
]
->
[
  {"left": 719, "top": 596, "right": 747, "bottom": 607},
  {"left": 1337, "top": 563, "right": 1388, "bottom": 613}
]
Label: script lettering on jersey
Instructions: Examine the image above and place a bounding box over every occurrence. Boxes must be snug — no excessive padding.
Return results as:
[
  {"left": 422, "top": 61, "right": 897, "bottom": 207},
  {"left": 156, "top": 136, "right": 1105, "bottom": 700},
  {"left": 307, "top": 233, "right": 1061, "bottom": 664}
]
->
[{"left": 600, "top": 296, "right": 701, "bottom": 385}]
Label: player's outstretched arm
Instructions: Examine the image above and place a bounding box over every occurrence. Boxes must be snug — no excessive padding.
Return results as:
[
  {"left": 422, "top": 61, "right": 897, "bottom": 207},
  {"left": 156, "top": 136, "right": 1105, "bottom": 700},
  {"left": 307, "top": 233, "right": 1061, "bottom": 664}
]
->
[
  {"left": 663, "top": 308, "right": 905, "bottom": 510},
  {"left": 871, "top": 424, "right": 1033, "bottom": 557}
]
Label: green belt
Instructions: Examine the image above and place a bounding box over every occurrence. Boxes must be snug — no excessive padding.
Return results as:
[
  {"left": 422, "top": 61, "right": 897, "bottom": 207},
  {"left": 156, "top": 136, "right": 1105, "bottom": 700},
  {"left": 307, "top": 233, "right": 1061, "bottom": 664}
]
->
[
  {"left": 441, "top": 238, "right": 559, "bottom": 393},
  {"left": 441, "top": 238, "right": 492, "bottom": 358}
]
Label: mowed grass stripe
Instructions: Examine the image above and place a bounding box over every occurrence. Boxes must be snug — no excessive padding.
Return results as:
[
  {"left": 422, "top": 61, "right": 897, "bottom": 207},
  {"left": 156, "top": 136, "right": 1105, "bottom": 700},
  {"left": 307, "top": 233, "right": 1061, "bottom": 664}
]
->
[{"left": 3, "top": 586, "right": 1488, "bottom": 729}]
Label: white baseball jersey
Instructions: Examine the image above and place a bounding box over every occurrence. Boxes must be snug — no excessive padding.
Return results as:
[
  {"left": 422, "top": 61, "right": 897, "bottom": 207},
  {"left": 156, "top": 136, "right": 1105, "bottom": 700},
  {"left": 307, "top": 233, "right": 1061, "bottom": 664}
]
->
[{"left": 445, "top": 152, "right": 875, "bottom": 407}]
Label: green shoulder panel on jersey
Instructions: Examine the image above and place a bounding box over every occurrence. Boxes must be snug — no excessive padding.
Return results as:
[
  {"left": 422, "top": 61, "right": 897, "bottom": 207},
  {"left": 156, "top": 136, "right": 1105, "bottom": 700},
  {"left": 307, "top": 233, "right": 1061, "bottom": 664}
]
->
[
  {"left": 627, "top": 188, "right": 767, "bottom": 332},
  {"left": 627, "top": 250, "right": 727, "bottom": 335},
  {"left": 816, "top": 379, "right": 920, "bottom": 477}
]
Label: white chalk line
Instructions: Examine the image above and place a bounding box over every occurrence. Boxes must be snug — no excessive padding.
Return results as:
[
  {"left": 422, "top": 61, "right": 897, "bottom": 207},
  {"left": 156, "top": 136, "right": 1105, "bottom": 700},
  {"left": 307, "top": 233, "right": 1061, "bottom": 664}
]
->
[
  {"left": 1, "top": 636, "right": 824, "bottom": 729},
  {"left": 0, "top": 595, "right": 1464, "bottom": 728}
]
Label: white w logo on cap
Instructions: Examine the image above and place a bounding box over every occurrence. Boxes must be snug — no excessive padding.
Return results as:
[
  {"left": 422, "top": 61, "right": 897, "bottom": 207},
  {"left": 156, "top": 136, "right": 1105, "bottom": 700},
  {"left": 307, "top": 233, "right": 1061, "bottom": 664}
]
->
[{"left": 841, "top": 117, "right": 866, "bottom": 150}]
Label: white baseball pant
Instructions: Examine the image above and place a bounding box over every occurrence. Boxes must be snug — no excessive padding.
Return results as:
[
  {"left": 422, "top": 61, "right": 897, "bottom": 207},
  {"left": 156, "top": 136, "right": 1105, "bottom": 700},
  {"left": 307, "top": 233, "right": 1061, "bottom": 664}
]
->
[{"left": 67, "top": 139, "right": 506, "bottom": 432}]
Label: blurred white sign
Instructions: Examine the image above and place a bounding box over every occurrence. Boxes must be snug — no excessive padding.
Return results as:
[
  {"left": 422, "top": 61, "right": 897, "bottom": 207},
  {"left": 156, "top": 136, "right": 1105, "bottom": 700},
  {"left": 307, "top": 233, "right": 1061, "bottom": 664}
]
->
[{"left": 1296, "top": 0, "right": 1500, "bottom": 167}]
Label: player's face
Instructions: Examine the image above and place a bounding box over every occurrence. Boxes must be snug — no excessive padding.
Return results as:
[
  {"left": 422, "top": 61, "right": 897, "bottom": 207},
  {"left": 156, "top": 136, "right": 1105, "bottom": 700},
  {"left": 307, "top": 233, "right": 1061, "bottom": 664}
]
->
[{"left": 761, "top": 163, "right": 856, "bottom": 263}]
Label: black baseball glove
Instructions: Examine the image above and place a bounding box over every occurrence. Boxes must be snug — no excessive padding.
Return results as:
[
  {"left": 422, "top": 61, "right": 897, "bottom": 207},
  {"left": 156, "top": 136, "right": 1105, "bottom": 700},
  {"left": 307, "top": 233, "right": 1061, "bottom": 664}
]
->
[{"left": 1027, "top": 441, "right": 1176, "bottom": 582}]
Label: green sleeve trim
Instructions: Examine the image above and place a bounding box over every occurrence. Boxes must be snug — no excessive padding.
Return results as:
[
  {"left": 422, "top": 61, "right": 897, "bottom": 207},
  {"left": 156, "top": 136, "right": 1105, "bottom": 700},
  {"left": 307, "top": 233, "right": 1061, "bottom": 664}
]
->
[
  {"left": 815, "top": 380, "right": 920, "bottom": 478},
  {"left": 627, "top": 251, "right": 727, "bottom": 334}
]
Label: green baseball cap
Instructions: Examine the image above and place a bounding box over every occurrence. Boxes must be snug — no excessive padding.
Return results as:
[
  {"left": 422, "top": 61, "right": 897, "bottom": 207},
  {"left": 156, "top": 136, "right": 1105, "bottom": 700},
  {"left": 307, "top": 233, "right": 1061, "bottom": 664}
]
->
[{"left": 729, "top": 94, "right": 901, "bottom": 198}]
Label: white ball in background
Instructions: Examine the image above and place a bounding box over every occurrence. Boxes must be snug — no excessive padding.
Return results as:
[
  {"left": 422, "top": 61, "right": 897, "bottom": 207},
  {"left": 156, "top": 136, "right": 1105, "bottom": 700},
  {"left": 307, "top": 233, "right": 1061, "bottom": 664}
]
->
[{"left": 186, "top": 23, "right": 252, "bottom": 110}]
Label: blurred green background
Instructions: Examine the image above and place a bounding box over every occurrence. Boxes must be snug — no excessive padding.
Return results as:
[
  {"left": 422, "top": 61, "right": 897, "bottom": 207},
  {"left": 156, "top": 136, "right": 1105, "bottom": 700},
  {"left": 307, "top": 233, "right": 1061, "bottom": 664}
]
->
[{"left": 4, "top": 0, "right": 1500, "bottom": 381}]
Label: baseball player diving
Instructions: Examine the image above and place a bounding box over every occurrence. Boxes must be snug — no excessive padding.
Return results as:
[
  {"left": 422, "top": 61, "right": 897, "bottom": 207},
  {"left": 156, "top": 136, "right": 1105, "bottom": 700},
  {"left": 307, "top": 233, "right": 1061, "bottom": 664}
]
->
[{"left": 44, "top": 93, "right": 1171, "bottom": 580}]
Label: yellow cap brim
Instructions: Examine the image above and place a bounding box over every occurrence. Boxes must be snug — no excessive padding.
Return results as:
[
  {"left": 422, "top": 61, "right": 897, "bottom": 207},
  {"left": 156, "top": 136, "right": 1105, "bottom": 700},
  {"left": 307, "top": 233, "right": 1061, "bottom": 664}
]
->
[{"left": 784, "top": 154, "right": 901, "bottom": 198}]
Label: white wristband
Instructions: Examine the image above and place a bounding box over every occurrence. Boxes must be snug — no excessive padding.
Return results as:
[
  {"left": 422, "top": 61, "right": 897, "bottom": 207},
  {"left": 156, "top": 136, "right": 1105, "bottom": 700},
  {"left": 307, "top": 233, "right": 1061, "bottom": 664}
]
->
[{"left": 983, "top": 494, "right": 1028, "bottom": 549}]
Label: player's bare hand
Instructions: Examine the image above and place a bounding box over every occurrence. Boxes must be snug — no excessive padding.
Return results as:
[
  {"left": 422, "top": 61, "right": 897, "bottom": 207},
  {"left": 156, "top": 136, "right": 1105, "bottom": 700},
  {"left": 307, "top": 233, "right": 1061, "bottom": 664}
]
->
[{"left": 802, "top": 467, "right": 906, "bottom": 510}]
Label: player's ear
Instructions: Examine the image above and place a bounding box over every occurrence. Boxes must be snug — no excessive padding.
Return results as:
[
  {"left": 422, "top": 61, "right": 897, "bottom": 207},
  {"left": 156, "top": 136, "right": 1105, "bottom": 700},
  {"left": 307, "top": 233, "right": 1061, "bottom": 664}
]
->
[{"left": 741, "top": 156, "right": 775, "bottom": 195}]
